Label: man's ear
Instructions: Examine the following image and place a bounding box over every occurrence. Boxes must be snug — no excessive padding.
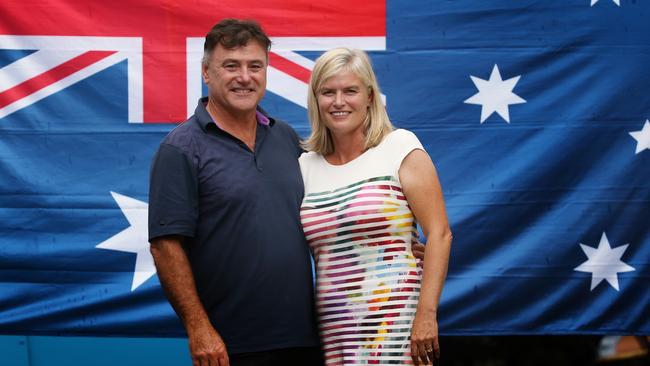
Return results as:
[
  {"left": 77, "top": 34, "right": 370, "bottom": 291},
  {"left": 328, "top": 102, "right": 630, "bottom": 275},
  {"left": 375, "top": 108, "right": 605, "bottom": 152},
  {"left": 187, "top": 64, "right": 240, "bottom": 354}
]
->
[{"left": 202, "top": 64, "right": 209, "bottom": 84}]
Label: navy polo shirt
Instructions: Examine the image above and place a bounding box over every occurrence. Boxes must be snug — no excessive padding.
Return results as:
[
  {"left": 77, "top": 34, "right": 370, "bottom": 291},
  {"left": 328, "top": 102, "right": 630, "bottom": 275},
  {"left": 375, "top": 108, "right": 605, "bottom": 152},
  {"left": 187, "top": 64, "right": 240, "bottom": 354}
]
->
[{"left": 148, "top": 98, "right": 319, "bottom": 354}]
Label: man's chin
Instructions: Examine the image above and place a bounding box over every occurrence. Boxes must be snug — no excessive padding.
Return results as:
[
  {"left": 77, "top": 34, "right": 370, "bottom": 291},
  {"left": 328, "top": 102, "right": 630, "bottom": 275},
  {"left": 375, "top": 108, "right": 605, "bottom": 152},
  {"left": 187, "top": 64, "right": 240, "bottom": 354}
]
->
[{"left": 228, "top": 100, "right": 260, "bottom": 114}]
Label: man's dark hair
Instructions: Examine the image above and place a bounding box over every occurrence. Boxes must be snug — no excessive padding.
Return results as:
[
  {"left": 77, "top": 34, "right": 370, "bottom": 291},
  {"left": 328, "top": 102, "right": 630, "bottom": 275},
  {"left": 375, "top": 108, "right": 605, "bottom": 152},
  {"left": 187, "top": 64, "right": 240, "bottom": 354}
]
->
[{"left": 202, "top": 18, "right": 271, "bottom": 66}]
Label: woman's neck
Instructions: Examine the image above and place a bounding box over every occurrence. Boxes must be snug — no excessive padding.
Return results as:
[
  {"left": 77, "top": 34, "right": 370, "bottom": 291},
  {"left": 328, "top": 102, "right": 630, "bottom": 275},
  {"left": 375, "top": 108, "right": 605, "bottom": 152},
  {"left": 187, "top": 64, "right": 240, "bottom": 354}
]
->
[{"left": 325, "top": 131, "right": 366, "bottom": 165}]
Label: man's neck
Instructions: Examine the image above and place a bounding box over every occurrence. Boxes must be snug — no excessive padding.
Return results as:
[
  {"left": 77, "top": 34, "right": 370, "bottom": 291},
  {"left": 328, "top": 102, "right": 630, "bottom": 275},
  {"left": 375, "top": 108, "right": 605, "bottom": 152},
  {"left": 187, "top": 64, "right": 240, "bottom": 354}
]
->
[{"left": 206, "top": 100, "right": 258, "bottom": 151}]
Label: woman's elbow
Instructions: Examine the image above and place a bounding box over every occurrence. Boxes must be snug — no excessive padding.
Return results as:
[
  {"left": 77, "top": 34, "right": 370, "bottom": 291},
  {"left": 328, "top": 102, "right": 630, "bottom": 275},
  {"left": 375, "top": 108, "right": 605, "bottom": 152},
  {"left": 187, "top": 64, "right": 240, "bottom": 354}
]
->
[
  {"left": 441, "top": 227, "right": 453, "bottom": 246},
  {"left": 428, "top": 226, "right": 453, "bottom": 246}
]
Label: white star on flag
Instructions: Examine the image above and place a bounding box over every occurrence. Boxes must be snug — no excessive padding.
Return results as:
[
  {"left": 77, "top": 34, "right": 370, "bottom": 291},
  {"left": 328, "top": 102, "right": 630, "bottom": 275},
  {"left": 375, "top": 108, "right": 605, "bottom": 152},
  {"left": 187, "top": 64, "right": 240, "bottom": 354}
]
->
[
  {"left": 629, "top": 120, "right": 650, "bottom": 154},
  {"left": 464, "top": 64, "right": 526, "bottom": 123},
  {"left": 574, "top": 232, "right": 635, "bottom": 291},
  {"left": 96, "top": 192, "right": 154, "bottom": 291},
  {"left": 591, "top": 0, "right": 620, "bottom": 6}
]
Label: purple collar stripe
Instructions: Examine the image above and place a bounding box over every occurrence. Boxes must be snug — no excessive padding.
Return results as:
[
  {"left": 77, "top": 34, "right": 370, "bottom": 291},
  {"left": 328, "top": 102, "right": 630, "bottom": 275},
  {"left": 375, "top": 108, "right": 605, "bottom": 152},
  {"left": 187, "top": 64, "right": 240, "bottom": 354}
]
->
[{"left": 255, "top": 110, "right": 270, "bottom": 126}]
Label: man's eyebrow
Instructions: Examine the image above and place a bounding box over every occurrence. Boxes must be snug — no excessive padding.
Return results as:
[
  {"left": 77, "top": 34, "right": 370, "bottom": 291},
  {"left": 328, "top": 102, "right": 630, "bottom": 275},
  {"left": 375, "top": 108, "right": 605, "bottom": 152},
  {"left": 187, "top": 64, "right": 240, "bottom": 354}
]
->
[{"left": 219, "top": 58, "right": 265, "bottom": 64}]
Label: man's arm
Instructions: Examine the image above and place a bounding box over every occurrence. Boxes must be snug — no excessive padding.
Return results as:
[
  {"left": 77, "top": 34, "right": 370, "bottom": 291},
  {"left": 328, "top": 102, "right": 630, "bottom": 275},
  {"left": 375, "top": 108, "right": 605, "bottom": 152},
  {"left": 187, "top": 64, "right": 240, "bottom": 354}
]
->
[{"left": 150, "top": 236, "right": 230, "bottom": 366}]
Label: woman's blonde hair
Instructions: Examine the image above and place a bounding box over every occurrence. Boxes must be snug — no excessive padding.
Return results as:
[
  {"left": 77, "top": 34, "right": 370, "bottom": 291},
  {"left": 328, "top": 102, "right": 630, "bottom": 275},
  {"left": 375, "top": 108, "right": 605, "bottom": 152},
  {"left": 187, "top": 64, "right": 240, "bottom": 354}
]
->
[{"left": 303, "top": 48, "right": 394, "bottom": 154}]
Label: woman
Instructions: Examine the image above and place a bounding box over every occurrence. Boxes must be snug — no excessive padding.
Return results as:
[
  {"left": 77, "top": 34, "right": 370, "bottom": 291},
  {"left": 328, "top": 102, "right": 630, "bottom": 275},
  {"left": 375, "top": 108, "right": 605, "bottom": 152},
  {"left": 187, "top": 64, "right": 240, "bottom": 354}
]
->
[{"left": 299, "top": 48, "right": 452, "bottom": 365}]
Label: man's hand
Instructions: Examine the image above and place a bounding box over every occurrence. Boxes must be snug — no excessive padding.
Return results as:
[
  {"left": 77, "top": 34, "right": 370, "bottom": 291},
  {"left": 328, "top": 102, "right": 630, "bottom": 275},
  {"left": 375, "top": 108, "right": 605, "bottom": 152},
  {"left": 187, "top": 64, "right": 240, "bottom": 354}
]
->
[
  {"left": 412, "top": 231, "right": 426, "bottom": 262},
  {"left": 188, "top": 324, "right": 229, "bottom": 366}
]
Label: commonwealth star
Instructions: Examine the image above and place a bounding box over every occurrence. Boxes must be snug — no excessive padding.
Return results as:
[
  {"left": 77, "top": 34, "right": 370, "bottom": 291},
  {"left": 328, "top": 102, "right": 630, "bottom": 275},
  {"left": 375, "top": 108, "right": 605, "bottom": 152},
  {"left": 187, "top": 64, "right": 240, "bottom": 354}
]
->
[{"left": 96, "top": 192, "right": 154, "bottom": 291}]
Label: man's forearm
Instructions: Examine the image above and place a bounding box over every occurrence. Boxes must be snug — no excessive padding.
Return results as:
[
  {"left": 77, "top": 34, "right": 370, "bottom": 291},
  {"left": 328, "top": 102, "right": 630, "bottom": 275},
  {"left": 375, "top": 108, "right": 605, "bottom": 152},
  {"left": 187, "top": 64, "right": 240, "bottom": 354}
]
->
[
  {"left": 150, "top": 236, "right": 230, "bottom": 364},
  {"left": 150, "top": 236, "right": 211, "bottom": 330}
]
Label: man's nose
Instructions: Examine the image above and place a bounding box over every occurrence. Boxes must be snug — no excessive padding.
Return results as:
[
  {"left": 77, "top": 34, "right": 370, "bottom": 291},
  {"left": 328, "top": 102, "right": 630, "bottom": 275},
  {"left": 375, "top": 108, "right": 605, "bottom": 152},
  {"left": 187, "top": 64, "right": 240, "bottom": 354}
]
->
[{"left": 237, "top": 67, "right": 252, "bottom": 83}]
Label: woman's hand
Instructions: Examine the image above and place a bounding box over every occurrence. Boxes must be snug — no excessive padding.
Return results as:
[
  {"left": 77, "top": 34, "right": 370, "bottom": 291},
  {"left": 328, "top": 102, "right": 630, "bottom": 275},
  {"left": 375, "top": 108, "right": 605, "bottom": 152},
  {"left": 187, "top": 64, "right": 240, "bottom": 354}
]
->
[{"left": 410, "top": 308, "right": 440, "bottom": 366}]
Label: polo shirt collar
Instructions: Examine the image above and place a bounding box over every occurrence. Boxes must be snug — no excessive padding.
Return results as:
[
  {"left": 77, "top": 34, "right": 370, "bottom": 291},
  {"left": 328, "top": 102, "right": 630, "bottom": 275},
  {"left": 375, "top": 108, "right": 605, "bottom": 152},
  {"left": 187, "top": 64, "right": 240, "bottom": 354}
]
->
[{"left": 194, "top": 97, "right": 275, "bottom": 132}]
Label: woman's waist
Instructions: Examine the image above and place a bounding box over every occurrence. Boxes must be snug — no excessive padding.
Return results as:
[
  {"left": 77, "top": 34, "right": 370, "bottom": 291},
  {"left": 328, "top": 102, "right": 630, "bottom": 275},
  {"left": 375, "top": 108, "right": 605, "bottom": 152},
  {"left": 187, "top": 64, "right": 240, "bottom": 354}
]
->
[
  {"left": 314, "top": 278, "right": 421, "bottom": 313},
  {"left": 315, "top": 251, "right": 419, "bottom": 272},
  {"left": 315, "top": 266, "right": 421, "bottom": 294}
]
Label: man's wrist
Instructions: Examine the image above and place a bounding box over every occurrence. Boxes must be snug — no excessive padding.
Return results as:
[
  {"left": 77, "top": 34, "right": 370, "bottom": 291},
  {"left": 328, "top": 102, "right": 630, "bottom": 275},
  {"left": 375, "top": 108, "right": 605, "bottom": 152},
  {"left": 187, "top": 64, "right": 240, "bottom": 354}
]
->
[{"left": 183, "top": 310, "right": 212, "bottom": 333}]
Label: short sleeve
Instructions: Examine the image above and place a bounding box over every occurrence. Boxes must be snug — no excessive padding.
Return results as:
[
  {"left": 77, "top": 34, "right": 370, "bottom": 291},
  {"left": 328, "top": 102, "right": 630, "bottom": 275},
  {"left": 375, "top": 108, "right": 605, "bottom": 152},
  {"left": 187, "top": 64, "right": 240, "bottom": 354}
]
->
[
  {"left": 148, "top": 143, "right": 199, "bottom": 242},
  {"left": 388, "top": 129, "right": 425, "bottom": 182}
]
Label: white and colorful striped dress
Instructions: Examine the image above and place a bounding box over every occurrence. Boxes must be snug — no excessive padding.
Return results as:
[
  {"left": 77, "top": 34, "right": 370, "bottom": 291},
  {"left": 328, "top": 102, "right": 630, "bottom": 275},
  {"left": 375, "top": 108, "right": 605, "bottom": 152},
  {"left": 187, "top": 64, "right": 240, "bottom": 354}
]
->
[{"left": 299, "top": 129, "right": 424, "bottom": 365}]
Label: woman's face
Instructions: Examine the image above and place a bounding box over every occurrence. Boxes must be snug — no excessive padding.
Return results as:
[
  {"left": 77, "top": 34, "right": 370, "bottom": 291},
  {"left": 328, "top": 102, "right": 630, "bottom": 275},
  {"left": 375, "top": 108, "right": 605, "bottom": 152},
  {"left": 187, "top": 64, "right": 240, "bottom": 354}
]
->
[{"left": 317, "top": 70, "right": 371, "bottom": 139}]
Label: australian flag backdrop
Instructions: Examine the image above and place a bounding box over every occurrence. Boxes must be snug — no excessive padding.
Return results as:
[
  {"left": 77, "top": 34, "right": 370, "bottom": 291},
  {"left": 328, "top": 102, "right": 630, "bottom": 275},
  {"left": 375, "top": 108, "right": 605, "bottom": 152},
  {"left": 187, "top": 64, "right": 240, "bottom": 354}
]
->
[{"left": 0, "top": 0, "right": 648, "bottom": 337}]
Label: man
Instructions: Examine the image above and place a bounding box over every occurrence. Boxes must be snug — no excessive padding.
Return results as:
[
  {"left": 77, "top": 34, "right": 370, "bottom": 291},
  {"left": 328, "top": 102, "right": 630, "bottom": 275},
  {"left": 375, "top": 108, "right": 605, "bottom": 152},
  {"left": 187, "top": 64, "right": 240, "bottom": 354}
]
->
[{"left": 148, "top": 19, "right": 322, "bottom": 366}]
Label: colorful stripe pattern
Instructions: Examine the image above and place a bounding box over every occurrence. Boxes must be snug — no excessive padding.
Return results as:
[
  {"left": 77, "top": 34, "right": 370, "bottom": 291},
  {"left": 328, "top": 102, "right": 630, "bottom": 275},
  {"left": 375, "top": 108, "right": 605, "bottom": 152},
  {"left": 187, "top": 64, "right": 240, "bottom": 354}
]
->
[{"left": 301, "top": 176, "right": 421, "bottom": 365}]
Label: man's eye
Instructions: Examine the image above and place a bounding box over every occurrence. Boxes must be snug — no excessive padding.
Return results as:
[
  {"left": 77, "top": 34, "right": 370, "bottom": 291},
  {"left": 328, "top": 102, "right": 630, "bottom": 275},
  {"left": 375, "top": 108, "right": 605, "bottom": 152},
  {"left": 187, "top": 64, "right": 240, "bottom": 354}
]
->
[
  {"left": 250, "top": 64, "right": 263, "bottom": 72},
  {"left": 224, "top": 64, "right": 237, "bottom": 71}
]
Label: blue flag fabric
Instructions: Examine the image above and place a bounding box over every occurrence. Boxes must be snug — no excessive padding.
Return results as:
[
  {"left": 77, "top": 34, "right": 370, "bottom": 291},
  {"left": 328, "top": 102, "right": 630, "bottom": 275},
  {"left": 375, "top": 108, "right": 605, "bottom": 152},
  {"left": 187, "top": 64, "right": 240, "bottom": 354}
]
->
[{"left": 0, "top": 0, "right": 648, "bottom": 336}]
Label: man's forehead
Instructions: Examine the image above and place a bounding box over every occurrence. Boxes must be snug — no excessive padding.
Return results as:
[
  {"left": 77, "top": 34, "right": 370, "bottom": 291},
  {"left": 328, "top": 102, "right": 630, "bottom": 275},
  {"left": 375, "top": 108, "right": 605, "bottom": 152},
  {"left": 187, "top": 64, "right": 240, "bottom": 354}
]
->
[{"left": 212, "top": 42, "right": 268, "bottom": 61}]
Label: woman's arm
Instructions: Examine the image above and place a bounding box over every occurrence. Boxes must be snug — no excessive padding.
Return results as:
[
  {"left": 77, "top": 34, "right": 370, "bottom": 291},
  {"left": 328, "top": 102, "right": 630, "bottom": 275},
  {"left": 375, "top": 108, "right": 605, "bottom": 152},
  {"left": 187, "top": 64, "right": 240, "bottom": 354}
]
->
[{"left": 399, "top": 149, "right": 452, "bottom": 366}]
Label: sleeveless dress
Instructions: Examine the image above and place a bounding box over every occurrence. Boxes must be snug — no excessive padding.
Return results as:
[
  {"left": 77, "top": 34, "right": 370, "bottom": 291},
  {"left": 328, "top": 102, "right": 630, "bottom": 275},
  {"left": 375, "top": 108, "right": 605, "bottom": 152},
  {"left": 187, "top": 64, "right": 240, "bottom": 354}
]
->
[{"left": 299, "top": 129, "right": 424, "bottom": 365}]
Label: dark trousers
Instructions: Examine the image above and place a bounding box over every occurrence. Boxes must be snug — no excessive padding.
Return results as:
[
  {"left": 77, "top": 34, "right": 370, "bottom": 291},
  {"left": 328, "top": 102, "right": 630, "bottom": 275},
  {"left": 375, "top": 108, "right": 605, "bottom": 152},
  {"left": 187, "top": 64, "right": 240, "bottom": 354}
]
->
[{"left": 230, "top": 346, "right": 324, "bottom": 366}]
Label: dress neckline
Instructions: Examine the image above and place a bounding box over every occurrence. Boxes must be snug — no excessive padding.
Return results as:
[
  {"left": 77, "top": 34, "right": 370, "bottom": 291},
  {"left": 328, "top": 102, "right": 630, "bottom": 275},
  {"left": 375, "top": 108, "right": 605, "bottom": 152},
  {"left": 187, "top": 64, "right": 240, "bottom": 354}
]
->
[{"left": 317, "top": 129, "right": 397, "bottom": 168}]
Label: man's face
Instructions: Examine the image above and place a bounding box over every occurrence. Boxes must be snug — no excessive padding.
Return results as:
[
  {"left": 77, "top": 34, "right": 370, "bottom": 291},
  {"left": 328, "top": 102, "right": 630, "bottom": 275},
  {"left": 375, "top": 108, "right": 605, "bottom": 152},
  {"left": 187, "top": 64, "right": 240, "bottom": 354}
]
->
[{"left": 202, "top": 41, "right": 267, "bottom": 117}]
